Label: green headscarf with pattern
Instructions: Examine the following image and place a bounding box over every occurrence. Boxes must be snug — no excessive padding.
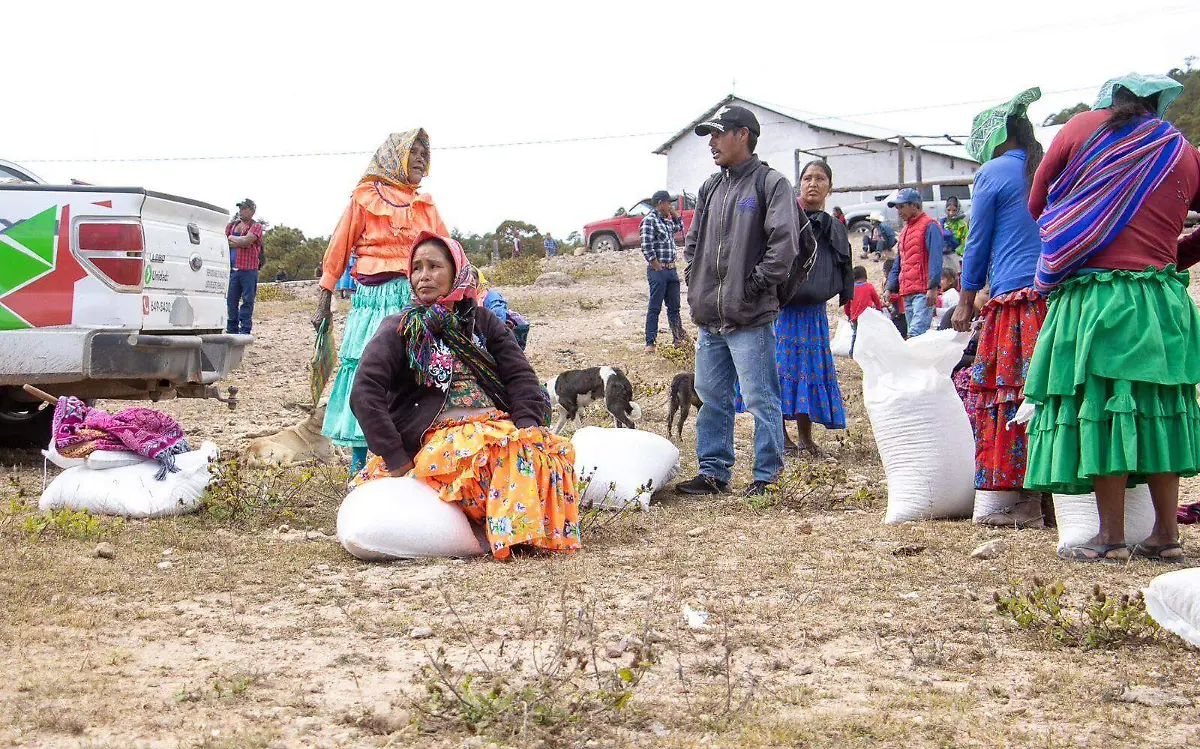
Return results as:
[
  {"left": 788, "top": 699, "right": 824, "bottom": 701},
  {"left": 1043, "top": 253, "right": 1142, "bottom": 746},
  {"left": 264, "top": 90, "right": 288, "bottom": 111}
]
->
[
  {"left": 1093, "top": 73, "right": 1183, "bottom": 116},
  {"left": 968, "top": 87, "right": 1042, "bottom": 164}
]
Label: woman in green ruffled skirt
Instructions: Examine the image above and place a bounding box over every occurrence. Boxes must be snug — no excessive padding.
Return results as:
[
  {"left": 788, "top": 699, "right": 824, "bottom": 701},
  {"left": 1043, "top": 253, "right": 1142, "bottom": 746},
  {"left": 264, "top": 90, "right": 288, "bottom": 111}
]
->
[{"left": 1025, "top": 74, "right": 1200, "bottom": 562}]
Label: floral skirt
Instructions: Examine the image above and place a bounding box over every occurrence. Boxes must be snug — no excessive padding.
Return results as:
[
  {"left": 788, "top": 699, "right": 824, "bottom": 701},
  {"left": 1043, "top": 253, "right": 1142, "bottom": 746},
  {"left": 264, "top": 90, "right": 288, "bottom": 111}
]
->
[
  {"left": 736, "top": 304, "right": 846, "bottom": 428},
  {"left": 322, "top": 278, "right": 411, "bottom": 448},
  {"left": 1024, "top": 267, "right": 1200, "bottom": 494},
  {"left": 967, "top": 288, "right": 1047, "bottom": 490},
  {"left": 353, "top": 410, "right": 580, "bottom": 559}
]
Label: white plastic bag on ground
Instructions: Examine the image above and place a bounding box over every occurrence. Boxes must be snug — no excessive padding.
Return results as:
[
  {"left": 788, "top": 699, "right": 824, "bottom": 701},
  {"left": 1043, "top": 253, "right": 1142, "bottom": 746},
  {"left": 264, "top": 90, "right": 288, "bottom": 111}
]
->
[
  {"left": 1144, "top": 568, "right": 1200, "bottom": 647},
  {"left": 571, "top": 426, "right": 679, "bottom": 510},
  {"left": 830, "top": 316, "right": 854, "bottom": 358},
  {"left": 1053, "top": 484, "right": 1155, "bottom": 551},
  {"left": 39, "top": 442, "right": 219, "bottom": 518},
  {"left": 852, "top": 309, "right": 974, "bottom": 523},
  {"left": 43, "top": 444, "right": 159, "bottom": 471},
  {"left": 337, "top": 477, "right": 488, "bottom": 560}
]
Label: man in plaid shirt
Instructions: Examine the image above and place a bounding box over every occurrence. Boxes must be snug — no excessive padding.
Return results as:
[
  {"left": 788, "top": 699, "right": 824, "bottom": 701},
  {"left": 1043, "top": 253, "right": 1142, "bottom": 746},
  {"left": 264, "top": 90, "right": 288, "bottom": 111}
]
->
[
  {"left": 640, "top": 190, "right": 690, "bottom": 352},
  {"left": 225, "top": 198, "right": 265, "bottom": 335}
]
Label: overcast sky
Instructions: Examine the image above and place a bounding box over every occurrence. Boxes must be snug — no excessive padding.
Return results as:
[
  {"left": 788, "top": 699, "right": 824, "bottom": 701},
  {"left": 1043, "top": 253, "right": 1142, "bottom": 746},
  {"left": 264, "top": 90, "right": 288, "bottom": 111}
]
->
[{"left": 5, "top": 1, "right": 1197, "bottom": 240}]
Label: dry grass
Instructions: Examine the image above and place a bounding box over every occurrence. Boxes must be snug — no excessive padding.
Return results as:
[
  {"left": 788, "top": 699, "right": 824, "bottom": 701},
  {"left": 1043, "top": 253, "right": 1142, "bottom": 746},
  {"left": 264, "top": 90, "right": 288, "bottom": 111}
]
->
[{"left": 1, "top": 251, "right": 1199, "bottom": 747}]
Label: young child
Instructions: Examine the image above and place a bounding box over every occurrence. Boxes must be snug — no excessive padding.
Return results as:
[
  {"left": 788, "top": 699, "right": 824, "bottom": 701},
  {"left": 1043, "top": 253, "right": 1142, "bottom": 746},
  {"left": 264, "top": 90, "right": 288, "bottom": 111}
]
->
[
  {"left": 844, "top": 265, "right": 884, "bottom": 355},
  {"left": 936, "top": 267, "right": 961, "bottom": 327}
]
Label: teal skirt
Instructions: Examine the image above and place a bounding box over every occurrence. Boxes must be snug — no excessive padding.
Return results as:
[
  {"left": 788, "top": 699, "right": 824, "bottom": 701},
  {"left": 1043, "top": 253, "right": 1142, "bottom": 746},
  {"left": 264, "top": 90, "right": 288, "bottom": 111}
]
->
[{"left": 322, "top": 278, "right": 411, "bottom": 448}]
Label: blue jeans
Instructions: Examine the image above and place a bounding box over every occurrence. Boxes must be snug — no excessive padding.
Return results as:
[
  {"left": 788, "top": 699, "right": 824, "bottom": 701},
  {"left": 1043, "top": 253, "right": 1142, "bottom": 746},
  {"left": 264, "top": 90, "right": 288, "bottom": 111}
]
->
[
  {"left": 646, "top": 267, "right": 682, "bottom": 345},
  {"left": 905, "top": 292, "right": 934, "bottom": 338},
  {"left": 694, "top": 323, "right": 785, "bottom": 483},
  {"left": 227, "top": 269, "right": 259, "bottom": 334}
]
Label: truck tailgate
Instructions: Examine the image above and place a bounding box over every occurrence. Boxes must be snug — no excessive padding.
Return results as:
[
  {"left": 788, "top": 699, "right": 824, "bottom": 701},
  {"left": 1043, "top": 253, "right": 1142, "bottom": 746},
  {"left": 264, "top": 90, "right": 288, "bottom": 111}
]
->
[{"left": 140, "top": 194, "right": 230, "bottom": 332}]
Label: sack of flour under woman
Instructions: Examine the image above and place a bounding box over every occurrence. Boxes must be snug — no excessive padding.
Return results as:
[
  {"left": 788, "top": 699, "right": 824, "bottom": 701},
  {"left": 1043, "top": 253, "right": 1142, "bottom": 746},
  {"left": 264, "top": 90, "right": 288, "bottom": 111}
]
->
[
  {"left": 337, "top": 477, "right": 489, "bottom": 560},
  {"left": 39, "top": 442, "right": 219, "bottom": 518},
  {"left": 852, "top": 309, "right": 974, "bottom": 523},
  {"left": 571, "top": 426, "right": 679, "bottom": 510}
]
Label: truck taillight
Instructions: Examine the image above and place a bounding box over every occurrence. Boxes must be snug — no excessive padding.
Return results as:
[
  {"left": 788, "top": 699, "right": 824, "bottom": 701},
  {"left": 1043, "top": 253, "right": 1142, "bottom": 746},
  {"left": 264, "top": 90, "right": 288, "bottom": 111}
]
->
[{"left": 76, "top": 222, "right": 144, "bottom": 290}]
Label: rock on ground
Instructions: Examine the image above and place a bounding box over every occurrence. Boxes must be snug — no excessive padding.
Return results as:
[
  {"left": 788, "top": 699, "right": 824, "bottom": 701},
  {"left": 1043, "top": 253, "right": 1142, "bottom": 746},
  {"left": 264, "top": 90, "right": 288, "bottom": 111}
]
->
[{"left": 534, "top": 272, "right": 575, "bottom": 287}]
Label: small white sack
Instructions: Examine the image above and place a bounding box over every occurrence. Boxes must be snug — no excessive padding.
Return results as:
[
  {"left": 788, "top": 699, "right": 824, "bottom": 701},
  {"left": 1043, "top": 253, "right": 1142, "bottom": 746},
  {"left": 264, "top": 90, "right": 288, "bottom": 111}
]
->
[
  {"left": 43, "top": 441, "right": 168, "bottom": 471},
  {"left": 1053, "top": 485, "right": 1155, "bottom": 552},
  {"left": 972, "top": 490, "right": 1023, "bottom": 523},
  {"left": 830, "top": 316, "right": 854, "bottom": 358},
  {"left": 1144, "top": 568, "right": 1200, "bottom": 647},
  {"left": 337, "top": 477, "right": 488, "bottom": 560},
  {"left": 39, "top": 442, "right": 219, "bottom": 518},
  {"left": 85, "top": 450, "right": 148, "bottom": 470},
  {"left": 571, "top": 426, "right": 679, "bottom": 510},
  {"left": 852, "top": 309, "right": 974, "bottom": 523},
  {"left": 42, "top": 443, "right": 85, "bottom": 470}
]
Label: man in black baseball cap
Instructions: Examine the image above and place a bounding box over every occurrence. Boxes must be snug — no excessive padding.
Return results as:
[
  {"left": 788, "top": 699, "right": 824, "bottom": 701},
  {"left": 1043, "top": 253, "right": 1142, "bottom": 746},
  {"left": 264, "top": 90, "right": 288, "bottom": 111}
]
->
[
  {"left": 640, "top": 190, "right": 688, "bottom": 351},
  {"left": 676, "top": 102, "right": 816, "bottom": 499},
  {"left": 694, "top": 105, "right": 761, "bottom": 166}
]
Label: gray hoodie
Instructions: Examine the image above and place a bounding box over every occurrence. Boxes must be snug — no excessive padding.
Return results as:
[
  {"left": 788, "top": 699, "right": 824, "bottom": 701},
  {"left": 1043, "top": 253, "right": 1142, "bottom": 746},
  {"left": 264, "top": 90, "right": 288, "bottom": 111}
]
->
[{"left": 683, "top": 156, "right": 805, "bottom": 331}]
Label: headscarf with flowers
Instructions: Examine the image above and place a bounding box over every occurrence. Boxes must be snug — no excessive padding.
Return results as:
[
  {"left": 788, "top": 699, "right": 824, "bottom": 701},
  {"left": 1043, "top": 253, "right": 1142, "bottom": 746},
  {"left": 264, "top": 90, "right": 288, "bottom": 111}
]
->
[
  {"left": 362, "top": 129, "right": 430, "bottom": 188},
  {"left": 396, "top": 232, "right": 509, "bottom": 410}
]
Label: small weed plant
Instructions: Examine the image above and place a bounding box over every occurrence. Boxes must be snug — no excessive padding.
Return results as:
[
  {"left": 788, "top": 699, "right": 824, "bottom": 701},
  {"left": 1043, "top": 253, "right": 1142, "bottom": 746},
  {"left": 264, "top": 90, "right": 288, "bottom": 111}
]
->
[
  {"left": 255, "top": 284, "right": 296, "bottom": 303},
  {"left": 413, "top": 591, "right": 655, "bottom": 743},
  {"left": 2, "top": 496, "right": 117, "bottom": 541},
  {"left": 994, "top": 578, "right": 1162, "bottom": 650},
  {"left": 658, "top": 343, "right": 695, "bottom": 369},
  {"left": 483, "top": 255, "right": 542, "bottom": 286},
  {"left": 746, "top": 461, "right": 854, "bottom": 512},
  {"left": 203, "top": 457, "right": 343, "bottom": 526}
]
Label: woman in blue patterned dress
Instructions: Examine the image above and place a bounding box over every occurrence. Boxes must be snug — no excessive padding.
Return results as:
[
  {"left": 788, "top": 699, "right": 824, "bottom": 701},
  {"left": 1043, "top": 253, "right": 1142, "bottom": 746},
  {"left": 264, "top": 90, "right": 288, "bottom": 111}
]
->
[{"left": 738, "top": 160, "right": 851, "bottom": 456}]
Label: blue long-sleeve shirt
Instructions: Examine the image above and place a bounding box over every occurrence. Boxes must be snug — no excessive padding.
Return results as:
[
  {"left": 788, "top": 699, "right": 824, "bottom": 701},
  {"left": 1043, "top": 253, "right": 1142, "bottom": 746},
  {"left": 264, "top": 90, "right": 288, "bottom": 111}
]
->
[
  {"left": 961, "top": 149, "right": 1043, "bottom": 296},
  {"left": 886, "top": 220, "right": 944, "bottom": 292}
]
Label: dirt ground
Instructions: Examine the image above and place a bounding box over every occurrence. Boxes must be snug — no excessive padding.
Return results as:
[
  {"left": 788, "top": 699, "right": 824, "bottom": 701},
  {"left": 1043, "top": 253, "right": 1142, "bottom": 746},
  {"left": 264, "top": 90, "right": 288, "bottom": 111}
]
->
[{"left": 2, "top": 250, "right": 1199, "bottom": 749}]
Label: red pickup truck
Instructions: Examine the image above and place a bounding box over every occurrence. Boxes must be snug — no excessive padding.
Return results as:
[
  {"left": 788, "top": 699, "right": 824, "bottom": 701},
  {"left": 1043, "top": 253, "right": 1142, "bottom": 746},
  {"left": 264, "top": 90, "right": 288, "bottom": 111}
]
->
[
  {"left": 583, "top": 194, "right": 697, "bottom": 253},
  {"left": 583, "top": 189, "right": 809, "bottom": 253}
]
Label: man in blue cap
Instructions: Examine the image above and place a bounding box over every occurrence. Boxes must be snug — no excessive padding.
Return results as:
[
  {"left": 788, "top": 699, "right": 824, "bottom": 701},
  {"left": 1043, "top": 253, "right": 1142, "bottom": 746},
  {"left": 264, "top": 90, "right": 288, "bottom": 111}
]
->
[{"left": 884, "top": 187, "right": 943, "bottom": 337}]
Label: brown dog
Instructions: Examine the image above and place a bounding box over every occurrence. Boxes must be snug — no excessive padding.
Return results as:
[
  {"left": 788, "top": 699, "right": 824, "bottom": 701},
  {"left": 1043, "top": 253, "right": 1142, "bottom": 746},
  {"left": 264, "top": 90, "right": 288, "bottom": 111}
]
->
[
  {"left": 244, "top": 405, "right": 341, "bottom": 467},
  {"left": 665, "top": 372, "right": 702, "bottom": 441}
]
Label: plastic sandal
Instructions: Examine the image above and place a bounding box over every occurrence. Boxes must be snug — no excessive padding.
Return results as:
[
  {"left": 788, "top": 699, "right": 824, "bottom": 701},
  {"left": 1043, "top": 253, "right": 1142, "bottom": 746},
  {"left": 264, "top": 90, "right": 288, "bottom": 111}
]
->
[{"left": 1057, "top": 543, "right": 1130, "bottom": 563}]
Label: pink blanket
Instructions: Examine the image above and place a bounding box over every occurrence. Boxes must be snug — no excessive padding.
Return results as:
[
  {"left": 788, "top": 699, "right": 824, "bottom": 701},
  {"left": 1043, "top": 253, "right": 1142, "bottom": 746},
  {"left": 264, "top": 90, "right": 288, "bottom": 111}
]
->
[{"left": 52, "top": 396, "right": 190, "bottom": 480}]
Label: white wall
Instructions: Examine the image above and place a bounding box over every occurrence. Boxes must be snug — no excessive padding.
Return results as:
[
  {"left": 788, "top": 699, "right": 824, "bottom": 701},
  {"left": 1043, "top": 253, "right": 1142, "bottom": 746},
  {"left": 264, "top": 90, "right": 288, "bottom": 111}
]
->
[{"left": 662, "top": 101, "right": 978, "bottom": 205}]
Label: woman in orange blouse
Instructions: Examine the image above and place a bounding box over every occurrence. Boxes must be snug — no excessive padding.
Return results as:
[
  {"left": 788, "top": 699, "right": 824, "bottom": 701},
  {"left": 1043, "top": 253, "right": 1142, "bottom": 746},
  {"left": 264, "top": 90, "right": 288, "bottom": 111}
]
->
[{"left": 314, "top": 129, "right": 450, "bottom": 473}]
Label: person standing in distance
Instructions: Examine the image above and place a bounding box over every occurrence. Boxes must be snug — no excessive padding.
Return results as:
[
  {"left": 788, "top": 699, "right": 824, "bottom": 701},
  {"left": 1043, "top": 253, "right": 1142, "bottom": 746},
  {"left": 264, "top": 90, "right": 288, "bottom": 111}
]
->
[
  {"left": 884, "top": 188, "right": 944, "bottom": 337},
  {"left": 640, "top": 190, "right": 689, "bottom": 352},
  {"left": 226, "top": 198, "right": 264, "bottom": 335},
  {"left": 675, "top": 105, "right": 814, "bottom": 498}
]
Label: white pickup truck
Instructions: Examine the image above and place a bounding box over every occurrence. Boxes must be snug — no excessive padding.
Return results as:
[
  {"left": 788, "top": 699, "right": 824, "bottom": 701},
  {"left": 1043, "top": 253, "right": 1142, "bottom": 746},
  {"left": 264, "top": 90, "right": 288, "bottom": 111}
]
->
[{"left": 0, "top": 160, "right": 251, "bottom": 446}]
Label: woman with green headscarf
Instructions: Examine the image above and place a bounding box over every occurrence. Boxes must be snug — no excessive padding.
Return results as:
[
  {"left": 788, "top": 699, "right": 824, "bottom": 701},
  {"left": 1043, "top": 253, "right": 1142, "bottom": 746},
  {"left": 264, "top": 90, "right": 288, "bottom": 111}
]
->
[
  {"left": 952, "top": 87, "right": 1049, "bottom": 527},
  {"left": 315, "top": 130, "right": 450, "bottom": 474},
  {"left": 1023, "top": 73, "right": 1200, "bottom": 562}
]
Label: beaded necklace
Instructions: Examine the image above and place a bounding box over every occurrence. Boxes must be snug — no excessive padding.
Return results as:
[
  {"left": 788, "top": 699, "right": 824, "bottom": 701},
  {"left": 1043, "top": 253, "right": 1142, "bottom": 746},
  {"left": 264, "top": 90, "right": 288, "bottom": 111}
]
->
[{"left": 373, "top": 182, "right": 412, "bottom": 210}]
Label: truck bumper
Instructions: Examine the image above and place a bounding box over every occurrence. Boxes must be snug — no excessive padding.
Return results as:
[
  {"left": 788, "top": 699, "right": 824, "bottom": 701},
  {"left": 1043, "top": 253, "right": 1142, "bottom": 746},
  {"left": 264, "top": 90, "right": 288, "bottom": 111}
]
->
[{"left": 0, "top": 329, "right": 253, "bottom": 389}]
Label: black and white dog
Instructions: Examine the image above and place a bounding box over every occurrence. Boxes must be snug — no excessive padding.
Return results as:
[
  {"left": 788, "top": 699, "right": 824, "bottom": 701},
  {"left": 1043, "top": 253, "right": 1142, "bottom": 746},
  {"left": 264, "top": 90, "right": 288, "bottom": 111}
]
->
[
  {"left": 545, "top": 366, "right": 642, "bottom": 434},
  {"left": 665, "top": 372, "right": 702, "bottom": 441}
]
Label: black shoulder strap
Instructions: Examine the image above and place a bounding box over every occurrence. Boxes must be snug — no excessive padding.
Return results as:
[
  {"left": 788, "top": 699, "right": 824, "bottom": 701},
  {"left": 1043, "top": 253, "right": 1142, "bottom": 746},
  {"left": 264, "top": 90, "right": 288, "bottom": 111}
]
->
[{"left": 693, "top": 172, "right": 723, "bottom": 255}]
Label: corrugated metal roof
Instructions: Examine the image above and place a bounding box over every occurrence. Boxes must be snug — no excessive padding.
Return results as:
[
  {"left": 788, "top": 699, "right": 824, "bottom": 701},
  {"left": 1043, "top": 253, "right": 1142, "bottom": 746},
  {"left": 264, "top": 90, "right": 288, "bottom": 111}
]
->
[{"left": 653, "top": 94, "right": 980, "bottom": 163}]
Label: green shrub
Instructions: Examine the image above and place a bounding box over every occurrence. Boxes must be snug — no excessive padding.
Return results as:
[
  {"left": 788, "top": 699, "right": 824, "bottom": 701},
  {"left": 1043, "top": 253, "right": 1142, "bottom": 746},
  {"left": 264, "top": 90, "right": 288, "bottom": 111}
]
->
[{"left": 994, "top": 579, "right": 1162, "bottom": 650}]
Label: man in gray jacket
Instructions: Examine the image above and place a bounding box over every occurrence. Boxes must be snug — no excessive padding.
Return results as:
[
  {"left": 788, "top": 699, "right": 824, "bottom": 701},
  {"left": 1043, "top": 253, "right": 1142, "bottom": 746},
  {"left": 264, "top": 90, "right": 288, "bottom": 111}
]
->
[{"left": 676, "top": 105, "right": 812, "bottom": 497}]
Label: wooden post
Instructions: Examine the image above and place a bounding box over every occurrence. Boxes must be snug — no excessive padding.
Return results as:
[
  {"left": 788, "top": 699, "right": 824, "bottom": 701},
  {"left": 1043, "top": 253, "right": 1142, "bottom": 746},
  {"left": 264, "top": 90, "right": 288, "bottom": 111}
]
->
[
  {"left": 491, "top": 238, "right": 500, "bottom": 264},
  {"left": 896, "top": 136, "right": 906, "bottom": 185}
]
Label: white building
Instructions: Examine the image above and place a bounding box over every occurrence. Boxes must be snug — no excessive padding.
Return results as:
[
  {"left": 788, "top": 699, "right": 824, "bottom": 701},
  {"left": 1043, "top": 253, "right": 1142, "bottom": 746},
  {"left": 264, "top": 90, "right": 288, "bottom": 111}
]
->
[{"left": 654, "top": 95, "right": 981, "bottom": 206}]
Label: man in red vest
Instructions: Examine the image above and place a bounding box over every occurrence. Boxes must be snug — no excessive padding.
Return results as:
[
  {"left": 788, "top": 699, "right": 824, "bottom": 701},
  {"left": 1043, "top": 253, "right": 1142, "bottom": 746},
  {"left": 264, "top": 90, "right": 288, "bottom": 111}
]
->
[{"left": 883, "top": 187, "right": 944, "bottom": 337}]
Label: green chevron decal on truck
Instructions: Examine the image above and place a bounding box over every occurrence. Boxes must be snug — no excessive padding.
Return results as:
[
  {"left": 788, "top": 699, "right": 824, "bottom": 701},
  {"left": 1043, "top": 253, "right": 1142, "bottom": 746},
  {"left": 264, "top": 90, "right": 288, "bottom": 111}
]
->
[{"left": 0, "top": 206, "right": 58, "bottom": 330}]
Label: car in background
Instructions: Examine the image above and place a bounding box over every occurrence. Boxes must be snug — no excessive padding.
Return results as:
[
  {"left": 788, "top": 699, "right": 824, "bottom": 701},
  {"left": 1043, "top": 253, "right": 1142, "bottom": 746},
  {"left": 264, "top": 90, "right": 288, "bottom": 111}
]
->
[
  {"left": 840, "top": 181, "right": 974, "bottom": 237},
  {"left": 583, "top": 193, "right": 697, "bottom": 253},
  {"left": 0, "top": 159, "right": 250, "bottom": 446}
]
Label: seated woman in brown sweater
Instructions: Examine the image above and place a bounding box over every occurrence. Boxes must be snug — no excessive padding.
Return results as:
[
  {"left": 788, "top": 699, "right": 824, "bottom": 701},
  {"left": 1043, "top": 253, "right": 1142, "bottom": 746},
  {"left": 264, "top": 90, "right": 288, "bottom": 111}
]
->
[{"left": 349, "top": 232, "right": 579, "bottom": 559}]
